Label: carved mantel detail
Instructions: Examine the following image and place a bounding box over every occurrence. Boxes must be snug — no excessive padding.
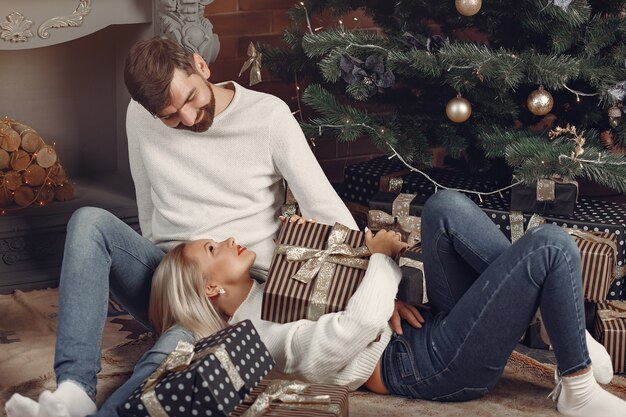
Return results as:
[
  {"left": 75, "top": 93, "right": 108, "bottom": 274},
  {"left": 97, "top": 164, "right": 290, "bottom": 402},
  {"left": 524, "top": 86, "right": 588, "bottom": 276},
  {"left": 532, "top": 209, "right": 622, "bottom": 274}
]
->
[
  {"left": 0, "top": 1, "right": 91, "bottom": 43},
  {"left": 38, "top": 0, "right": 92, "bottom": 40},
  {"left": 0, "top": 12, "right": 34, "bottom": 43},
  {"left": 157, "top": 0, "right": 220, "bottom": 64}
]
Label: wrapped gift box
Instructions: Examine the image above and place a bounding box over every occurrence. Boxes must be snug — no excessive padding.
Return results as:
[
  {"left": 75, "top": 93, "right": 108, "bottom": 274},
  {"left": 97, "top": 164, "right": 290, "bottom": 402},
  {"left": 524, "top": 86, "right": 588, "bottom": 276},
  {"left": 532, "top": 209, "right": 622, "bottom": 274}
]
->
[
  {"left": 262, "top": 221, "right": 370, "bottom": 323},
  {"left": 230, "top": 380, "right": 349, "bottom": 417},
  {"left": 510, "top": 179, "right": 578, "bottom": 216},
  {"left": 480, "top": 193, "right": 626, "bottom": 267},
  {"left": 119, "top": 320, "right": 274, "bottom": 417},
  {"left": 608, "top": 277, "right": 625, "bottom": 300},
  {"left": 368, "top": 192, "right": 424, "bottom": 246},
  {"left": 398, "top": 244, "right": 427, "bottom": 306},
  {"left": 343, "top": 156, "right": 502, "bottom": 206},
  {"left": 594, "top": 301, "right": 626, "bottom": 373}
]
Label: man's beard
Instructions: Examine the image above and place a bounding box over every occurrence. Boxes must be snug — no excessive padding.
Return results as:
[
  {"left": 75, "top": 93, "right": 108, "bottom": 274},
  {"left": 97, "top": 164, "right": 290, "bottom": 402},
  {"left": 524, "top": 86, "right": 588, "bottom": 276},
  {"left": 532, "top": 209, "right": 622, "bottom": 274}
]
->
[{"left": 177, "top": 81, "right": 216, "bottom": 132}]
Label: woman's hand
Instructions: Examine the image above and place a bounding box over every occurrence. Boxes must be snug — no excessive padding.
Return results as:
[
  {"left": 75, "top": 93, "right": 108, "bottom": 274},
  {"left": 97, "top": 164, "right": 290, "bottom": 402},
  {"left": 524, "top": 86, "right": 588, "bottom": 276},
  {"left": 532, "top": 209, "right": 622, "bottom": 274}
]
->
[
  {"left": 364, "top": 227, "right": 408, "bottom": 258},
  {"left": 279, "top": 214, "right": 317, "bottom": 225},
  {"left": 389, "top": 299, "right": 425, "bottom": 334}
]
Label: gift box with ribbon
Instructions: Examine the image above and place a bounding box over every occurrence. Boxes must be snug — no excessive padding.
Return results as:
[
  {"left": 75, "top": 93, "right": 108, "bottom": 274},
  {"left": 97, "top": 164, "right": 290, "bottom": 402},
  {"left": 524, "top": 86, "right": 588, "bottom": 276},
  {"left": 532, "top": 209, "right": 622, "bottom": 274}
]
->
[
  {"left": 398, "top": 244, "right": 428, "bottom": 306},
  {"left": 510, "top": 177, "right": 578, "bottom": 216},
  {"left": 230, "top": 380, "right": 350, "bottom": 417},
  {"left": 509, "top": 211, "right": 624, "bottom": 303},
  {"left": 119, "top": 320, "right": 274, "bottom": 417},
  {"left": 368, "top": 192, "right": 425, "bottom": 247},
  {"left": 594, "top": 301, "right": 626, "bottom": 373},
  {"left": 479, "top": 194, "right": 626, "bottom": 268},
  {"left": 262, "top": 221, "right": 370, "bottom": 323},
  {"left": 343, "top": 156, "right": 502, "bottom": 206}
]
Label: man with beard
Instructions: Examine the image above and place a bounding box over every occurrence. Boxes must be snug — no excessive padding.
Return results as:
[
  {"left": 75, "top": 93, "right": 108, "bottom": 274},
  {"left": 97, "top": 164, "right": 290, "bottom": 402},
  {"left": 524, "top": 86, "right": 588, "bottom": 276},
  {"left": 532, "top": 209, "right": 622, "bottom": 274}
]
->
[{"left": 5, "top": 37, "right": 378, "bottom": 417}]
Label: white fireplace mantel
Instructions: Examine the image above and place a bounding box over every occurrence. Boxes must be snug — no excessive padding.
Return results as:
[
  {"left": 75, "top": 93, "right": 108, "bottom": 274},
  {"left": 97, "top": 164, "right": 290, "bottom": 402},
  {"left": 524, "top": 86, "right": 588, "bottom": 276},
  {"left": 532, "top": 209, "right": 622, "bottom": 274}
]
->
[
  {"left": 0, "top": 0, "right": 220, "bottom": 64},
  {"left": 0, "top": 0, "right": 152, "bottom": 50}
]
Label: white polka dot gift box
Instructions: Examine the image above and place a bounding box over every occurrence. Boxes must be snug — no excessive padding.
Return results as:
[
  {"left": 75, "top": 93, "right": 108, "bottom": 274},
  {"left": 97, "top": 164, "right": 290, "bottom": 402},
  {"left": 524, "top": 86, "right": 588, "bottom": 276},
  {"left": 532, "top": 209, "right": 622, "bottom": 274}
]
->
[
  {"left": 342, "top": 156, "right": 501, "bottom": 206},
  {"left": 479, "top": 194, "right": 626, "bottom": 269},
  {"left": 119, "top": 320, "right": 274, "bottom": 417}
]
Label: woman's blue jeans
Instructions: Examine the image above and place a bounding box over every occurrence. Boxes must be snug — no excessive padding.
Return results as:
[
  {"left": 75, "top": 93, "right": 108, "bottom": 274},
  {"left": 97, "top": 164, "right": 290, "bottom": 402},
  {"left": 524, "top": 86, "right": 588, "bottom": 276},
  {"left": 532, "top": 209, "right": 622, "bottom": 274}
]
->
[
  {"left": 53, "top": 207, "right": 194, "bottom": 416},
  {"left": 381, "top": 190, "right": 590, "bottom": 401}
]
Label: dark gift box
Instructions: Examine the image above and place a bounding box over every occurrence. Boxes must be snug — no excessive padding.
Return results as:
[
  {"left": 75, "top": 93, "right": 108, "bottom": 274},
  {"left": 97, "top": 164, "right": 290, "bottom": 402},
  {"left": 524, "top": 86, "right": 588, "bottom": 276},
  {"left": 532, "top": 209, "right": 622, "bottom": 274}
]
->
[
  {"left": 594, "top": 301, "right": 626, "bottom": 373},
  {"left": 608, "top": 277, "right": 626, "bottom": 300},
  {"left": 479, "top": 193, "right": 626, "bottom": 267},
  {"left": 230, "top": 380, "right": 350, "bottom": 417},
  {"left": 510, "top": 178, "right": 578, "bottom": 216},
  {"left": 368, "top": 192, "right": 425, "bottom": 246},
  {"left": 262, "top": 221, "right": 370, "bottom": 323},
  {"left": 508, "top": 211, "right": 622, "bottom": 303},
  {"left": 119, "top": 320, "right": 274, "bottom": 417},
  {"left": 343, "top": 156, "right": 501, "bottom": 206},
  {"left": 398, "top": 245, "right": 428, "bottom": 306}
]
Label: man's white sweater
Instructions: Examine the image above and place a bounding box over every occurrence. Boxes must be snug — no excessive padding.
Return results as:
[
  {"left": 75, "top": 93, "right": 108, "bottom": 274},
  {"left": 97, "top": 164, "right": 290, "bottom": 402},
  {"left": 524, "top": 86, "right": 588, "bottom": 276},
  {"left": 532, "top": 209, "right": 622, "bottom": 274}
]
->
[
  {"left": 229, "top": 253, "right": 402, "bottom": 390},
  {"left": 126, "top": 81, "right": 357, "bottom": 272}
]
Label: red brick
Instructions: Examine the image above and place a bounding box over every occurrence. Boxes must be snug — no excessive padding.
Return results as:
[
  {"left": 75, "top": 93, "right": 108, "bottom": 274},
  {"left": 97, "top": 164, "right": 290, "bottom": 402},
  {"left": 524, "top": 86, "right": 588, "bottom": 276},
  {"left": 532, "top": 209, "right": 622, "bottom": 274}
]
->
[
  {"left": 271, "top": 10, "right": 292, "bottom": 33},
  {"left": 210, "top": 58, "right": 248, "bottom": 83},
  {"left": 237, "top": 34, "right": 284, "bottom": 58},
  {"left": 239, "top": 0, "right": 293, "bottom": 11},
  {"left": 210, "top": 12, "right": 273, "bottom": 36},
  {"left": 204, "top": 0, "right": 238, "bottom": 14},
  {"left": 216, "top": 36, "right": 239, "bottom": 60}
]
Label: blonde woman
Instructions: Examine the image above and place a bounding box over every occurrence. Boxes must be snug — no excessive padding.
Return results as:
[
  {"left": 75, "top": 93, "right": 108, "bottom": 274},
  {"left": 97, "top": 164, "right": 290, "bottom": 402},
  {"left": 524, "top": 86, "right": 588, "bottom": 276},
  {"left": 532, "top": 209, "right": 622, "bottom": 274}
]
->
[{"left": 52, "top": 191, "right": 626, "bottom": 416}]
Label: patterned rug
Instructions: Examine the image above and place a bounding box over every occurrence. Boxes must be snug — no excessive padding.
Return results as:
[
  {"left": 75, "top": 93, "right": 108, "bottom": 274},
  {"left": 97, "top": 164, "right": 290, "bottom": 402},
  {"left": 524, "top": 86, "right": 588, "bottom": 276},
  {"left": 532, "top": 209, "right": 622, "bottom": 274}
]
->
[{"left": 1, "top": 288, "right": 625, "bottom": 417}]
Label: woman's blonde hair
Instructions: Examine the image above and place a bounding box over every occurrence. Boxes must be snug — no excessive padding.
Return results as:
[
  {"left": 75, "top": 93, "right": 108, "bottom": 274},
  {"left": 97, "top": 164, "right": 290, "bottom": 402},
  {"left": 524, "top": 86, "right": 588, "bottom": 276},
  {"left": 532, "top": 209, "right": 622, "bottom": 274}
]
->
[{"left": 149, "top": 243, "right": 227, "bottom": 339}]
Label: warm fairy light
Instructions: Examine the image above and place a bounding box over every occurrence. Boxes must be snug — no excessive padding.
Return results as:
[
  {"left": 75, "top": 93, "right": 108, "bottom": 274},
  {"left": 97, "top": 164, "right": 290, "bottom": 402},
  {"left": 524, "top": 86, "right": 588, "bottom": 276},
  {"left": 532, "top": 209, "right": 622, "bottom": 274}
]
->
[
  {"left": 576, "top": 96, "right": 581, "bottom": 103},
  {"left": 339, "top": 19, "right": 343, "bottom": 24},
  {"left": 353, "top": 17, "right": 358, "bottom": 21}
]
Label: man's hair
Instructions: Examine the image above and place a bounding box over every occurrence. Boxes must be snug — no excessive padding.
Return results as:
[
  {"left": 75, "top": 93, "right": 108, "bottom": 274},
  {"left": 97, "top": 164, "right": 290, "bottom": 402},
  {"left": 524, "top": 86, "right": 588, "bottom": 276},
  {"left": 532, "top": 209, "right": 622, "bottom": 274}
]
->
[{"left": 124, "top": 37, "right": 197, "bottom": 116}]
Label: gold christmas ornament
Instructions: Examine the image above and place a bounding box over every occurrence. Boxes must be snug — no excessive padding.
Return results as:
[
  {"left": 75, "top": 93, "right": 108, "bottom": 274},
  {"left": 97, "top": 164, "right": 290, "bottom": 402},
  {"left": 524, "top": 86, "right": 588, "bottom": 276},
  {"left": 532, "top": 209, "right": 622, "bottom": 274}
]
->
[
  {"left": 527, "top": 86, "right": 554, "bottom": 116},
  {"left": 455, "top": 0, "right": 482, "bottom": 16},
  {"left": 446, "top": 94, "right": 472, "bottom": 123},
  {"left": 608, "top": 105, "right": 622, "bottom": 128}
]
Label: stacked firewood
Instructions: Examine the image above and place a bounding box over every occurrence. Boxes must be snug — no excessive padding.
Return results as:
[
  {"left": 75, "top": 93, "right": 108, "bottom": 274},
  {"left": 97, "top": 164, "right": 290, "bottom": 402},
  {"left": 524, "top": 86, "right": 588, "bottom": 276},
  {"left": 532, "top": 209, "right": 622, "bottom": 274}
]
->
[{"left": 0, "top": 117, "right": 74, "bottom": 211}]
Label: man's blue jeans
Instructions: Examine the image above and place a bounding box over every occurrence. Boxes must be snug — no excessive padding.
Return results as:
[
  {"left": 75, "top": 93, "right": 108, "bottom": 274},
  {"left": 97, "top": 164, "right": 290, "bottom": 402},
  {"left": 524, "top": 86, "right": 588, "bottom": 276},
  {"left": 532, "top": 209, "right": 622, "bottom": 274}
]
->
[
  {"left": 381, "top": 190, "right": 590, "bottom": 401},
  {"left": 53, "top": 207, "right": 194, "bottom": 416}
]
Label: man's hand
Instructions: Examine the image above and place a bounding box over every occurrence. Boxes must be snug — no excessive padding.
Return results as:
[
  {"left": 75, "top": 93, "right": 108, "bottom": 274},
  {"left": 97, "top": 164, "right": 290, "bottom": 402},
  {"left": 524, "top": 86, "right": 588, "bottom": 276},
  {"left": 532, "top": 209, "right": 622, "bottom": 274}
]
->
[
  {"left": 389, "top": 299, "right": 425, "bottom": 334},
  {"left": 279, "top": 214, "right": 316, "bottom": 224}
]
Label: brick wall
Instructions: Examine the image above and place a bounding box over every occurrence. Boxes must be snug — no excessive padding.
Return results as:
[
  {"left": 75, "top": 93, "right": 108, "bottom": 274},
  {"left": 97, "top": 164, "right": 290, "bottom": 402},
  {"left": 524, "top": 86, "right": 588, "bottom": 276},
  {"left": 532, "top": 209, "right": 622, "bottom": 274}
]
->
[{"left": 204, "top": 2, "right": 384, "bottom": 183}]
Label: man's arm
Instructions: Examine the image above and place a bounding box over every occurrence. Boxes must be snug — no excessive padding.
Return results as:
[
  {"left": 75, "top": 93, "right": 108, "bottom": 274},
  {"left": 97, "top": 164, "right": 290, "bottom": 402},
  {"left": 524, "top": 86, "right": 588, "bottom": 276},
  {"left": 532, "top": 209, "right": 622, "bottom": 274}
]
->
[
  {"left": 126, "top": 101, "right": 155, "bottom": 240},
  {"left": 270, "top": 102, "right": 358, "bottom": 230}
]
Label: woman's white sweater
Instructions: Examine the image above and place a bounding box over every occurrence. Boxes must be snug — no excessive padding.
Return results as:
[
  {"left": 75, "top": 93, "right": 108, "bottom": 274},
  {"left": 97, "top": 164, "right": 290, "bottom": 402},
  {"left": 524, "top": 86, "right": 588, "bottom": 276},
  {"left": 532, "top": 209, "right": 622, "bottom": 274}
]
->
[{"left": 229, "top": 253, "right": 402, "bottom": 390}]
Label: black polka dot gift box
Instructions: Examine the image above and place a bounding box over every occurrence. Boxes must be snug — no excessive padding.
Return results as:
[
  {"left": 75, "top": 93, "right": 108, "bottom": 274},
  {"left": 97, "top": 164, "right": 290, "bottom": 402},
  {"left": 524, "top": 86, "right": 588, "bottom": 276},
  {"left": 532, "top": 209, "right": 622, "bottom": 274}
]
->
[
  {"left": 342, "top": 156, "right": 502, "bottom": 206},
  {"left": 119, "top": 320, "right": 274, "bottom": 417},
  {"left": 480, "top": 194, "right": 626, "bottom": 268}
]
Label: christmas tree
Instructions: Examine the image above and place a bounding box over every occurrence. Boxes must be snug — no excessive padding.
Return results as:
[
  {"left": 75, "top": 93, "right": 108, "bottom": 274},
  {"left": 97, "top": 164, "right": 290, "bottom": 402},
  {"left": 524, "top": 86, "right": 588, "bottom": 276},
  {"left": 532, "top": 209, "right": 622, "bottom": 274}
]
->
[{"left": 256, "top": 0, "right": 626, "bottom": 192}]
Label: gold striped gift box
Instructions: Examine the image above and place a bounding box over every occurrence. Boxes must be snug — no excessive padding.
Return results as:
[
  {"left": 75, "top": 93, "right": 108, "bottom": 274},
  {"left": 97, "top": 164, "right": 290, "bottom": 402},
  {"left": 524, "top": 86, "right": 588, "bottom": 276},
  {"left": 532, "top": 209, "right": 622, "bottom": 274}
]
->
[
  {"left": 230, "top": 380, "right": 349, "bottom": 417},
  {"left": 569, "top": 230, "right": 620, "bottom": 303},
  {"left": 594, "top": 301, "right": 626, "bottom": 373},
  {"left": 262, "top": 221, "right": 369, "bottom": 323}
]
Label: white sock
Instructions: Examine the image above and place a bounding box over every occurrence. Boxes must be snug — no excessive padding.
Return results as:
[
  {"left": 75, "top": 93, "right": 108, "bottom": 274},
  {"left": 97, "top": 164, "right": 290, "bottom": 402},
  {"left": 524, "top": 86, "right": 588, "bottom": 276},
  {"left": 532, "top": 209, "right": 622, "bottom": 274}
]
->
[
  {"left": 585, "top": 329, "right": 613, "bottom": 384},
  {"left": 555, "top": 369, "right": 626, "bottom": 417},
  {"left": 5, "top": 393, "right": 39, "bottom": 417},
  {"left": 37, "top": 381, "right": 96, "bottom": 417}
]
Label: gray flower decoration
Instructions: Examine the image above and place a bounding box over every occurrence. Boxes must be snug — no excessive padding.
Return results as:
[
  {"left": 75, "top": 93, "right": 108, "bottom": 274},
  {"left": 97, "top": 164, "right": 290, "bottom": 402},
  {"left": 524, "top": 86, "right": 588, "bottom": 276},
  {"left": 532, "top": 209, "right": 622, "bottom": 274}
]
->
[
  {"left": 340, "top": 54, "right": 395, "bottom": 94},
  {"left": 553, "top": 0, "right": 573, "bottom": 11},
  {"left": 608, "top": 81, "right": 626, "bottom": 102}
]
